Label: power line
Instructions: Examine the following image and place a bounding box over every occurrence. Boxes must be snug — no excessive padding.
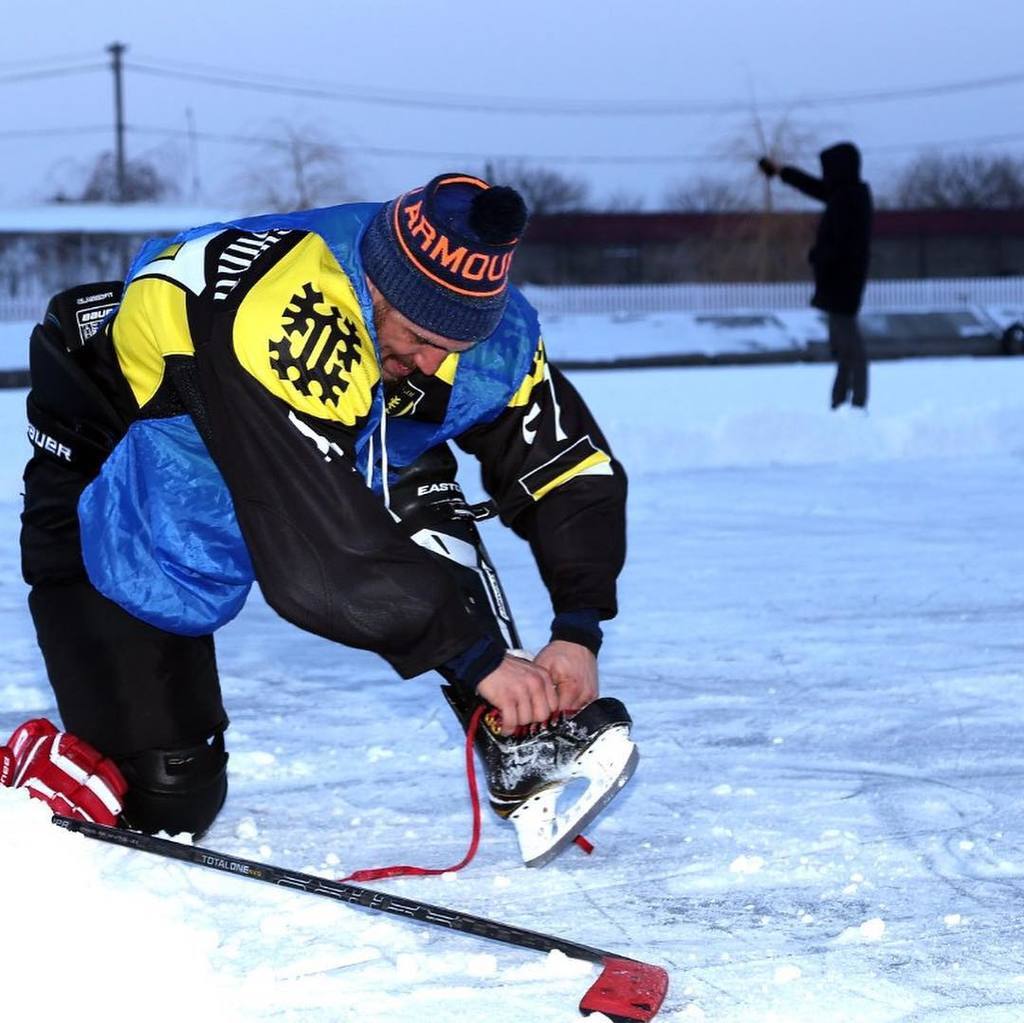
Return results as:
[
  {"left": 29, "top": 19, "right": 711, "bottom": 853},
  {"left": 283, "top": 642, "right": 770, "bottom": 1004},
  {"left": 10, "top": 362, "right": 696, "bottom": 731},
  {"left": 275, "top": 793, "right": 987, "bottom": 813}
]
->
[
  {"left": 125, "top": 55, "right": 1024, "bottom": 117},
  {"left": 131, "top": 125, "right": 281, "bottom": 148},
  {"left": 3, "top": 122, "right": 1020, "bottom": 169},
  {"left": 0, "top": 63, "right": 106, "bottom": 85},
  {"left": 127, "top": 61, "right": 535, "bottom": 113},
  {"left": 129, "top": 124, "right": 726, "bottom": 163},
  {"left": 0, "top": 125, "right": 111, "bottom": 139},
  {"left": 794, "top": 70, "right": 1024, "bottom": 110},
  {"left": 7, "top": 47, "right": 1024, "bottom": 177},
  {"left": 869, "top": 130, "right": 1024, "bottom": 153},
  {"left": 127, "top": 123, "right": 1024, "bottom": 167},
  {"left": 0, "top": 52, "right": 99, "bottom": 72}
]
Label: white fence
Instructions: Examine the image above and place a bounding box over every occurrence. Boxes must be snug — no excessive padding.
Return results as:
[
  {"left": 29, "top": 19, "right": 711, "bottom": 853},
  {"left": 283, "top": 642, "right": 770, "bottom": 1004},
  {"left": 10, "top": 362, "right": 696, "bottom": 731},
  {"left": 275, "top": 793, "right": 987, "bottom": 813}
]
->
[
  {"left": 521, "top": 277, "right": 1024, "bottom": 317},
  {"left": 4, "top": 276, "right": 1024, "bottom": 323}
]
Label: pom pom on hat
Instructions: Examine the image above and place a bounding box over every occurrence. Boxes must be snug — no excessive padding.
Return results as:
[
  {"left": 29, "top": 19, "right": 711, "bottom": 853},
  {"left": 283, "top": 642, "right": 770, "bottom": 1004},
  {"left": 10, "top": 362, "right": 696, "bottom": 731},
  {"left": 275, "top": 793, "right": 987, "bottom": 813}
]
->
[{"left": 469, "top": 186, "right": 528, "bottom": 244}]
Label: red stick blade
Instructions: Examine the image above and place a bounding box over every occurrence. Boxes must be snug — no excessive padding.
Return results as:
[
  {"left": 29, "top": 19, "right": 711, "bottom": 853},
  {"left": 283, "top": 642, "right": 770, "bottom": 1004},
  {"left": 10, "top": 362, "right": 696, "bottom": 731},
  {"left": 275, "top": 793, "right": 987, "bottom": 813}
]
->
[{"left": 579, "top": 956, "right": 669, "bottom": 1022}]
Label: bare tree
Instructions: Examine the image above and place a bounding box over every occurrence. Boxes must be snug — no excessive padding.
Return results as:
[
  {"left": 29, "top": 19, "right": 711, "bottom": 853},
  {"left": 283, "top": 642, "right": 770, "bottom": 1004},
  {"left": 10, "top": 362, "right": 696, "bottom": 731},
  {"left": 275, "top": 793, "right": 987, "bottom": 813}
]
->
[
  {"left": 49, "top": 151, "right": 178, "bottom": 203},
  {"left": 725, "top": 112, "right": 824, "bottom": 213},
  {"left": 483, "top": 160, "right": 590, "bottom": 214},
  {"left": 654, "top": 111, "right": 825, "bottom": 280},
  {"left": 237, "top": 122, "right": 356, "bottom": 212},
  {"left": 662, "top": 107, "right": 822, "bottom": 217},
  {"left": 601, "top": 190, "right": 647, "bottom": 212},
  {"left": 891, "top": 152, "right": 1024, "bottom": 209},
  {"left": 664, "top": 176, "right": 754, "bottom": 213},
  {"left": 713, "top": 111, "right": 825, "bottom": 279}
]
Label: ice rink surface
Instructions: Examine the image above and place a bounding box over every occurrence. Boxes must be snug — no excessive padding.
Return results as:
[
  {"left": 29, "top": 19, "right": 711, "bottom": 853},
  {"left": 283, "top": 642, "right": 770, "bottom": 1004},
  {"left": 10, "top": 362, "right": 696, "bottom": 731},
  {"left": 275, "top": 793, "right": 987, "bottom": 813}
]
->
[{"left": 3, "top": 353, "right": 1024, "bottom": 1022}]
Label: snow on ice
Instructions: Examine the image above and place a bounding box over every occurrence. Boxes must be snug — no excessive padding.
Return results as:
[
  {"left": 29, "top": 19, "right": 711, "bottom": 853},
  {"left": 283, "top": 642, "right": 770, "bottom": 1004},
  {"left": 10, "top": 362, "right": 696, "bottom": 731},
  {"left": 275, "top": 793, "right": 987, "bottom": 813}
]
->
[{"left": 2, "top": 326, "right": 1024, "bottom": 1021}]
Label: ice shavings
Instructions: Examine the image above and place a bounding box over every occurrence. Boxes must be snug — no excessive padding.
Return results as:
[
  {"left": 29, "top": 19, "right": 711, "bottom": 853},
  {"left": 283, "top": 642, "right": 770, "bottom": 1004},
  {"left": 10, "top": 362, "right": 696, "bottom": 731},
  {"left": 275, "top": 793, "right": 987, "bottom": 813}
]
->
[
  {"left": 236, "top": 816, "right": 260, "bottom": 840},
  {"left": 836, "top": 918, "right": 887, "bottom": 943},
  {"left": 774, "top": 964, "right": 802, "bottom": 983},
  {"left": 729, "top": 854, "right": 766, "bottom": 875},
  {"left": 501, "top": 948, "right": 596, "bottom": 982}
]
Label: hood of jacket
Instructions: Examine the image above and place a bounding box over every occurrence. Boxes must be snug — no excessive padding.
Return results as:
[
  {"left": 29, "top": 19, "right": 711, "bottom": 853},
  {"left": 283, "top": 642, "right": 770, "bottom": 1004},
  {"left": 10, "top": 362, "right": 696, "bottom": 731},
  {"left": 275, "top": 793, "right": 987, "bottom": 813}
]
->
[{"left": 819, "top": 142, "right": 862, "bottom": 190}]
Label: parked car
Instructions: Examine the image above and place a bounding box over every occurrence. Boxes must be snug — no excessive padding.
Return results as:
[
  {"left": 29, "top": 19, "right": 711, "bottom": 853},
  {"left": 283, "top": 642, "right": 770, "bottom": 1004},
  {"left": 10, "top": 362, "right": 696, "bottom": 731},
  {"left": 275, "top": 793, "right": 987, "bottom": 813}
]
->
[{"left": 1002, "top": 322, "right": 1024, "bottom": 356}]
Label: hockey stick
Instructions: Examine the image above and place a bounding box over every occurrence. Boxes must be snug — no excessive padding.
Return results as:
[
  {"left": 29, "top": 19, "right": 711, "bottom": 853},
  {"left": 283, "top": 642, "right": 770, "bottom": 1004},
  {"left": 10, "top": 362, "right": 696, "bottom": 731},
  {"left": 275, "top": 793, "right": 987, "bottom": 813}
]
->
[{"left": 52, "top": 814, "right": 668, "bottom": 1022}]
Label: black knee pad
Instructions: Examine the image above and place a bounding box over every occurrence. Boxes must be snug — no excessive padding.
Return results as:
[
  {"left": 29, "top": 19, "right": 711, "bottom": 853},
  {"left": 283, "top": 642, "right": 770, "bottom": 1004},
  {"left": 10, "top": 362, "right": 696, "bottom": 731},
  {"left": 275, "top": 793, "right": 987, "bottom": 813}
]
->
[{"left": 117, "top": 730, "right": 228, "bottom": 838}]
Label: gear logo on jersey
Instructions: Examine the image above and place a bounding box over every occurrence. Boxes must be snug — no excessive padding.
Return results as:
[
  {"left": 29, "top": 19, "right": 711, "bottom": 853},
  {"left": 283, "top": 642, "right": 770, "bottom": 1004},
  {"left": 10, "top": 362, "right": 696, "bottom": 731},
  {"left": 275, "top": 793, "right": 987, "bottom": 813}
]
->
[
  {"left": 270, "top": 283, "right": 363, "bottom": 408},
  {"left": 385, "top": 377, "right": 426, "bottom": 417},
  {"left": 233, "top": 232, "right": 380, "bottom": 426}
]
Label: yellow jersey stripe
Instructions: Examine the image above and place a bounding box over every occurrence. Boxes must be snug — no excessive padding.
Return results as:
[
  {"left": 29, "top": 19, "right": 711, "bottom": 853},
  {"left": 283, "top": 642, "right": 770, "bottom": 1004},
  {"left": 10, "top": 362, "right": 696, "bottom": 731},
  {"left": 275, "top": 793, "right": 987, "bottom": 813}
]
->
[
  {"left": 530, "top": 450, "right": 611, "bottom": 501},
  {"left": 507, "top": 338, "right": 547, "bottom": 408}
]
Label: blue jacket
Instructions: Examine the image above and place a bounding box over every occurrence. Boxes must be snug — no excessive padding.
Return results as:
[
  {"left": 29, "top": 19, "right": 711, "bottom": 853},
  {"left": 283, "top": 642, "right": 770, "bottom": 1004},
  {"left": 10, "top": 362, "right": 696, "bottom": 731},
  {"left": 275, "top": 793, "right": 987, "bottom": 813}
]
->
[{"left": 79, "top": 203, "right": 538, "bottom": 638}]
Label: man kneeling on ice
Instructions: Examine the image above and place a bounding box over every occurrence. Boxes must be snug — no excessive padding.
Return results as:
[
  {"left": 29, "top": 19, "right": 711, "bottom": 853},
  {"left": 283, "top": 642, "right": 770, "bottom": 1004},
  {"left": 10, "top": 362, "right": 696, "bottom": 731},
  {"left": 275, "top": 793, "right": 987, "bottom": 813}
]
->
[{"left": 4, "top": 172, "right": 636, "bottom": 868}]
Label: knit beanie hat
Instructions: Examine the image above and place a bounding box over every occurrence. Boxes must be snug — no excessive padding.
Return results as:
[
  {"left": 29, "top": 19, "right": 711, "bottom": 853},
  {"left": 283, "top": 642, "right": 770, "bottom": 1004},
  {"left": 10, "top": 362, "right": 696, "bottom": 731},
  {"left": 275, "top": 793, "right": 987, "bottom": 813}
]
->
[{"left": 360, "top": 172, "right": 528, "bottom": 343}]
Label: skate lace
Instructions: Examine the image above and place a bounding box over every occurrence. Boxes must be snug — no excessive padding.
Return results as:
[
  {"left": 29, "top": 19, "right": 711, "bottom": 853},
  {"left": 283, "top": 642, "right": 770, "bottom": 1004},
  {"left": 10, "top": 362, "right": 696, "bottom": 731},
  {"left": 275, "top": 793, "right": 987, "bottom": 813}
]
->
[
  {"left": 488, "top": 707, "right": 581, "bottom": 739},
  {"left": 338, "top": 703, "right": 594, "bottom": 882},
  {"left": 338, "top": 704, "right": 486, "bottom": 883}
]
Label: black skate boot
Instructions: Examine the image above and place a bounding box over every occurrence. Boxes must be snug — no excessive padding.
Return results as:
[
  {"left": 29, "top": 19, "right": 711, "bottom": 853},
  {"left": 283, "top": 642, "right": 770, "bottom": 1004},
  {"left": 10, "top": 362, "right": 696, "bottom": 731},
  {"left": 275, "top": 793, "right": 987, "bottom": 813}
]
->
[{"left": 442, "top": 684, "right": 639, "bottom": 868}]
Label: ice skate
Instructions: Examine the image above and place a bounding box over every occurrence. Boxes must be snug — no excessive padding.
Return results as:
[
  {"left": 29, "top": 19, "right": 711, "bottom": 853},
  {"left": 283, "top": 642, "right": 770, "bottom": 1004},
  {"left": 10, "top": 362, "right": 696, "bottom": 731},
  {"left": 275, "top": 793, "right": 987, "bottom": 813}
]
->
[{"left": 443, "top": 685, "right": 638, "bottom": 867}]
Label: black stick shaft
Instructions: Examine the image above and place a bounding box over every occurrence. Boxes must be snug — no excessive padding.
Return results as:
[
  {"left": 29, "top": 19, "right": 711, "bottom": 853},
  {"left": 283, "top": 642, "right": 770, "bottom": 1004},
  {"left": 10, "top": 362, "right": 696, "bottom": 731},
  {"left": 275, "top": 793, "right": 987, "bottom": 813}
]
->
[{"left": 52, "top": 815, "right": 614, "bottom": 965}]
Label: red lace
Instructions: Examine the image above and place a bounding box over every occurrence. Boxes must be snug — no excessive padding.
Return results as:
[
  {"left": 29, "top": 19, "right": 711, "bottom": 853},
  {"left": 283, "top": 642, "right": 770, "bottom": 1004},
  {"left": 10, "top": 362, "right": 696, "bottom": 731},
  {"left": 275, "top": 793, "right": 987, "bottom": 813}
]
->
[
  {"left": 338, "top": 704, "right": 594, "bottom": 882},
  {"left": 339, "top": 704, "right": 486, "bottom": 883}
]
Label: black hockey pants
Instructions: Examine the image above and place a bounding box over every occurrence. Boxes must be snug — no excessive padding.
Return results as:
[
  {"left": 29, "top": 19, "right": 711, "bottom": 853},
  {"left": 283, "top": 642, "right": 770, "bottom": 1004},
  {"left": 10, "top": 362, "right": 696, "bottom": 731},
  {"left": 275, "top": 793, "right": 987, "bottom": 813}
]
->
[{"left": 21, "top": 291, "right": 230, "bottom": 835}]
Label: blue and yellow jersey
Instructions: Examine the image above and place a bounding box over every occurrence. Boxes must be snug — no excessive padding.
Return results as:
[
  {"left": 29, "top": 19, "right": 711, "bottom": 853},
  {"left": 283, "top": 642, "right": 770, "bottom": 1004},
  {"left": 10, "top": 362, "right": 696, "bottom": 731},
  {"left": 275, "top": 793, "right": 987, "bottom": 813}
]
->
[{"left": 79, "top": 202, "right": 625, "bottom": 678}]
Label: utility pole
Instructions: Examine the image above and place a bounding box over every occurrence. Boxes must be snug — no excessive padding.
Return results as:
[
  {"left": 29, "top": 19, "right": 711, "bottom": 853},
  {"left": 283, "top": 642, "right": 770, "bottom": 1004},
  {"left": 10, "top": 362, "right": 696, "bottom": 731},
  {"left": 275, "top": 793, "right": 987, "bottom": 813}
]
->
[
  {"left": 186, "top": 107, "right": 201, "bottom": 202},
  {"left": 107, "top": 42, "right": 127, "bottom": 202}
]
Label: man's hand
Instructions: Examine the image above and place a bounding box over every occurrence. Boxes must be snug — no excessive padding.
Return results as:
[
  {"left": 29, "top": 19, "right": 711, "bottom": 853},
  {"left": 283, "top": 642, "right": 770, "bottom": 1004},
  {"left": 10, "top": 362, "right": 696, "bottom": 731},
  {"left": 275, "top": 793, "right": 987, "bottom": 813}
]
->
[
  {"left": 476, "top": 654, "right": 559, "bottom": 734},
  {"left": 534, "top": 640, "right": 598, "bottom": 713},
  {"left": 757, "top": 156, "right": 779, "bottom": 178},
  {"left": 1, "top": 718, "right": 126, "bottom": 826}
]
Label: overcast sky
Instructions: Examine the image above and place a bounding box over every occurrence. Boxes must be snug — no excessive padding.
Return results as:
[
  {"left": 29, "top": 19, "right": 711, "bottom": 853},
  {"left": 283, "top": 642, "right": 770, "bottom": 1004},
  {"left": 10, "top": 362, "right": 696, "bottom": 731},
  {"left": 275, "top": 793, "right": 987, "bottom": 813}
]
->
[{"left": 3, "top": 0, "right": 1024, "bottom": 211}]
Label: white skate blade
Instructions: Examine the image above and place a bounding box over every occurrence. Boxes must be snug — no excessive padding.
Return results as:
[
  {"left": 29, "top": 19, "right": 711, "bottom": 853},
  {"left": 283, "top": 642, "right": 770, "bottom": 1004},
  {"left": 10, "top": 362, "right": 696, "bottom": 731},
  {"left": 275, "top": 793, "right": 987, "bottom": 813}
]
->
[{"left": 508, "top": 724, "right": 638, "bottom": 868}]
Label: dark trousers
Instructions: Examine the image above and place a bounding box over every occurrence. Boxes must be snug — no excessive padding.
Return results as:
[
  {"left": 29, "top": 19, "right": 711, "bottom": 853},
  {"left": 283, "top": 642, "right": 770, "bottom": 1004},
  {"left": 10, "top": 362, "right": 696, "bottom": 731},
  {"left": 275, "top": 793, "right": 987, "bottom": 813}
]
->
[
  {"left": 828, "top": 313, "right": 868, "bottom": 409},
  {"left": 20, "top": 303, "right": 233, "bottom": 835},
  {"left": 22, "top": 455, "right": 228, "bottom": 760}
]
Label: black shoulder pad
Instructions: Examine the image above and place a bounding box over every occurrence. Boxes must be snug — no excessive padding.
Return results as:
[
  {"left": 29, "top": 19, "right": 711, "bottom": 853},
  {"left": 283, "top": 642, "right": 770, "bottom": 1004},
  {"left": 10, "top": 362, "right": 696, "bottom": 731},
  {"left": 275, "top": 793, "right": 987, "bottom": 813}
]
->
[{"left": 42, "top": 281, "right": 124, "bottom": 352}]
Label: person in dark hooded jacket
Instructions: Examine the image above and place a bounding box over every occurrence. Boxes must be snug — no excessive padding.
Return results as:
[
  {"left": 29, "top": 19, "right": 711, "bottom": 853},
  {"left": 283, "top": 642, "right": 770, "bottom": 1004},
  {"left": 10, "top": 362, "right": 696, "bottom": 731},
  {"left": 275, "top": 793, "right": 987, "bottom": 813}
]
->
[{"left": 759, "top": 143, "right": 873, "bottom": 409}]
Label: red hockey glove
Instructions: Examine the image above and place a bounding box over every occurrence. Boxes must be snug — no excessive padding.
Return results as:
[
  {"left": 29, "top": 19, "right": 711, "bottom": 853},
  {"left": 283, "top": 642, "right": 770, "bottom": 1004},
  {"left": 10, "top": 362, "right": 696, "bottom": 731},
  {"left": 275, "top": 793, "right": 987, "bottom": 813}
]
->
[{"left": 0, "top": 718, "right": 126, "bottom": 826}]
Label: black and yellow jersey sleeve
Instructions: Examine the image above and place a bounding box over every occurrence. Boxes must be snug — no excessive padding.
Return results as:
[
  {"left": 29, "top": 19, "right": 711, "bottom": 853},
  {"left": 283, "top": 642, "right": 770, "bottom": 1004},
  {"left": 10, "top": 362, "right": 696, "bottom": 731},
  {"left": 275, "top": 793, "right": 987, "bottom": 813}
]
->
[
  {"left": 111, "top": 236, "right": 207, "bottom": 410},
  {"left": 455, "top": 338, "right": 627, "bottom": 620},
  {"left": 231, "top": 233, "right": 380, "bottom": 428}
]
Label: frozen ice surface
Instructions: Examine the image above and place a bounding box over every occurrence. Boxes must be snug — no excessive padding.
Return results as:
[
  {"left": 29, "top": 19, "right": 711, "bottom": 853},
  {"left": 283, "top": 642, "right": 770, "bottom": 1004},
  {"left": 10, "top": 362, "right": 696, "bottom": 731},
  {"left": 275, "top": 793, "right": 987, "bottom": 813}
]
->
[{"left": 3, "top": 352, "right": 1024, "bottom": 1022}]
